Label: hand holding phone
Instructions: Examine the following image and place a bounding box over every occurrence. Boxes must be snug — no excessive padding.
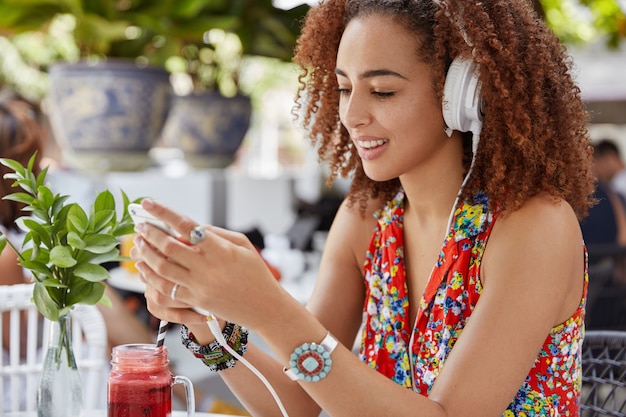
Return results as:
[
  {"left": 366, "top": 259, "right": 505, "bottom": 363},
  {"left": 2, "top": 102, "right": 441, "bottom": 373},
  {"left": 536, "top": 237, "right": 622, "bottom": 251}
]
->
[
  {"left": 128, "top": 203, "right": 177, "bottom": 236},
  {"left": 128, "top": 203, "right": 211, "bottom": 317}
]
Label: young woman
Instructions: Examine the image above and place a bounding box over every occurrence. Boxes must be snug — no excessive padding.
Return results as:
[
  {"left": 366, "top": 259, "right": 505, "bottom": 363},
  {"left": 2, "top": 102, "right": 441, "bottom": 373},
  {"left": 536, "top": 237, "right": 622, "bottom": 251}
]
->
[{"left": 131, "top": 1, "right": 595, "bottom": 416}]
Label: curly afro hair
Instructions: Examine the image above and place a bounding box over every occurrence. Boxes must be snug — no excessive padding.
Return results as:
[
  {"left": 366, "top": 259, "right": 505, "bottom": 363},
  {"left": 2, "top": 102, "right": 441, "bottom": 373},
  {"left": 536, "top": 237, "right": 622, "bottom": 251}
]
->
[{"left": 292, "top": 0, "right": 595, "bottom": 219}]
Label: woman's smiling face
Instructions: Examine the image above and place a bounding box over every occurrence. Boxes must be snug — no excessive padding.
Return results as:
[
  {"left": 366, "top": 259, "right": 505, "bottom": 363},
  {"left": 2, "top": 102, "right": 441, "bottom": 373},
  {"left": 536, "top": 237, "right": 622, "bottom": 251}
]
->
[{"left": 336, "top": 14, "right": 452, "bottom": 182}]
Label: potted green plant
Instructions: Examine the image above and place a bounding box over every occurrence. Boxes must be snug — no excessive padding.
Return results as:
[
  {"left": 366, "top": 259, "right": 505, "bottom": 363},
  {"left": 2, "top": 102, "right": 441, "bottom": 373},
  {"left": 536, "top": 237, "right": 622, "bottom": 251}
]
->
[
  {"left": 0, "top": 0, "right": 310, "bottom": 170},
  {"left": 0, "top": 154, "right": 137, "bottom": 415}
]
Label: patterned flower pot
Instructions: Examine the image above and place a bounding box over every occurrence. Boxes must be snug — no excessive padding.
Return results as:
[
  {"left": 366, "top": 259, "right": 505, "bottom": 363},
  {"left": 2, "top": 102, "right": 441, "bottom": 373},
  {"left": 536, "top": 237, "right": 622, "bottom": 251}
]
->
[
  {"left": 47, "top": 61, "right": 172, "bottom": 172},
  {"left": 161, "top": 91, "right": 252, "bottom": 168}
]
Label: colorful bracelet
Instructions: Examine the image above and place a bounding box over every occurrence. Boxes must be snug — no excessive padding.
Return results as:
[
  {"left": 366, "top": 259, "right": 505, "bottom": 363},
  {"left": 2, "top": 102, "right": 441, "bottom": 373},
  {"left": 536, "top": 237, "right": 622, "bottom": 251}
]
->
[
  {"left": 283, "top": 332, "right": 338, "bottom": 382},
  {"left": 180, "top": 322, "right": 248, "bottom": 371}
]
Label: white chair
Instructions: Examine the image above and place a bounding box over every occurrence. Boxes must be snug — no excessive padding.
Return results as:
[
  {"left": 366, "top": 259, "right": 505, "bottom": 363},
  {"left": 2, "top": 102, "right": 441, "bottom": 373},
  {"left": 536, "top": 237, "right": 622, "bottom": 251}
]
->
[{"left": 0, "top": 283, "right": 108, "bottom": 413}]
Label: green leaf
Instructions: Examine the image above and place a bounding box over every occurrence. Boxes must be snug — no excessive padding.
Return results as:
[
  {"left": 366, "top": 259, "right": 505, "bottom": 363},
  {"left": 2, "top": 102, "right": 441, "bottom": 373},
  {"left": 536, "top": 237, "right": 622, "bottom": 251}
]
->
[
  {"left": 33, "top": 282, "right": 59, "bottom": 322},
  {"left": 37, "top": 186, "right": 55, "bottom": 211},
  {"left": 83, "top": 233, "right": 119, "bottom": 254},
  {"left": 27, "top": 204, "right": 49, "bottom": 223},
  {"left": 67, "top": 231, "right": 86, "bottom": 250},
  {"left": 67, "top": 204, "right": 88, "bottom": 234},
  {"left": 19, "top": 259, "right": 53, "bottom": 278},
  {"left": 26, "top": 152, "right": 36, "bottom": 172},
  {"left": 68, "top": 281, "right": 106, "bottom": 305},
  {"left": 28, "top": 236, "right": 40, "bottom": 260},
  {"left": 113, "top": 221, "right": 136, "bottom": 237},
  {"left": 41, "top": 277, "right": 67, "bottom": 288},
  {"left": 0, "top": 157, "right": 26, "bottom": 177},
  {"left": 51, "top": 195, "right": 70, "bottom": 217},
  {"left": 3, "top": 192, "right": 35, "bottom": 205},
  {"left": 93, "top": 210, "right": 115, "bottom": 232},
  {"left": 20, "top": 246, "right": 49, "bottom": 263},
  {"left": 51, "top": 204, "right": 72, "bottom": 236},
  {"left": 72, "top": 263, "right": 109, "bottom": 282},
  {"left": 3, "top": 173, "right": 21, "bottom": 181},
  {"left": 20, "top": 218, "right": 51, "bottom": 244},
  {"left": 94, "top": 189, "right": 115, "bottom": 212},
  {"left": 97, "top": 292, "right": 113, "bottom": 308},
  {"left": 49, "top": 245, "right": 77, "bottom": 268},
  {"left": 36, "top": 165, "right": 49, "bottom": 190},
  {"left": 0, "top": 235, "right": 7, "bottom": 253},
  {"left": 78, "top": 247, "right": 119, "bottom": 265},
  {"left": 14, "top": 178, "right": 36, "bottom": 195}
]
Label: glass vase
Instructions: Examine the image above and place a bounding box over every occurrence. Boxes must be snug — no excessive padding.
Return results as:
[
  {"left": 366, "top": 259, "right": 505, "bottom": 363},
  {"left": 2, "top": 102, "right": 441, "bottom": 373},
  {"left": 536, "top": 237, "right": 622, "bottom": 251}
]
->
[{"left": 37, "top": 311, "right": 83, "bottom": 417}]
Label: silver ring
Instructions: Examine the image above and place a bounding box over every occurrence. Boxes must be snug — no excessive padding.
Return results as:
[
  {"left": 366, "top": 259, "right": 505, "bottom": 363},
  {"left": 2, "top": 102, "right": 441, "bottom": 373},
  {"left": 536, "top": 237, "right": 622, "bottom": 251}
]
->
[
  {"left": 170, "top": 283, "right": 179, "bottom": 301},
  {"left": 189, "top": 226, "right": 207, "bottom": 245}
]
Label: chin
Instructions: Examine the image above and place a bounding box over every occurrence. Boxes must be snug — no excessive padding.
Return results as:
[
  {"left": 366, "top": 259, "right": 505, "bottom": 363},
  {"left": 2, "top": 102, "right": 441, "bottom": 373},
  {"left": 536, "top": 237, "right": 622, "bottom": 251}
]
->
[{"left": 363, "top": 166, "right": 397, "bottom": 183}]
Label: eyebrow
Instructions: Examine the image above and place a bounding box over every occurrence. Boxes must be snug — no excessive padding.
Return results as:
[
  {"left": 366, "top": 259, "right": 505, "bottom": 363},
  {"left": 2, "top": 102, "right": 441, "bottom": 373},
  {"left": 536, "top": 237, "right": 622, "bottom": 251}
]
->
[{"left": 334, "top": 68, "right": 408, "bottom": 80}]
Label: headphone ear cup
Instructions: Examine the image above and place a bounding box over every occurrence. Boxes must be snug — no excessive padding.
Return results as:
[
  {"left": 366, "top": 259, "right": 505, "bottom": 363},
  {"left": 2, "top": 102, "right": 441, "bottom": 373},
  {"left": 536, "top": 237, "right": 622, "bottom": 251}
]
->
[{"left": 442, "top": 57, "right": 483, "bottom": 135}]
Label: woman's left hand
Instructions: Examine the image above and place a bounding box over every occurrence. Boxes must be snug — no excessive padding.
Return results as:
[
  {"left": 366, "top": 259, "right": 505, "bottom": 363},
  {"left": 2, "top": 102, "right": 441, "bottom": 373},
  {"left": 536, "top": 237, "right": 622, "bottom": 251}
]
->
[{"left": 130, "top": 199, "right": 285, "bottom": 330}]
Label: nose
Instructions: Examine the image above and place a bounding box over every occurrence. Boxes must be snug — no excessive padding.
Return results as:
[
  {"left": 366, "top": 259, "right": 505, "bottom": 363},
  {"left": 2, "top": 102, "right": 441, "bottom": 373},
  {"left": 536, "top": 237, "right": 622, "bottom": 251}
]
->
[{"left": 340, "top": 91, "right": 371, "bottom": 129}]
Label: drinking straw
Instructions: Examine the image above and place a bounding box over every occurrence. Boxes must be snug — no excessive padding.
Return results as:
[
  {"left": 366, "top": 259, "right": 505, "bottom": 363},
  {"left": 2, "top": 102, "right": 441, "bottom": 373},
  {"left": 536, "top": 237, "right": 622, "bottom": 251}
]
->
[{"left": 156, "top": 320, "right": 168, "bottom": 349}]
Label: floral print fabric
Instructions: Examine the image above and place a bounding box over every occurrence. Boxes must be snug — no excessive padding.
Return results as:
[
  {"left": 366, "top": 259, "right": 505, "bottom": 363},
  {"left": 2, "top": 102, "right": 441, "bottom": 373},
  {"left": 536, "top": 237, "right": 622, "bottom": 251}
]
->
[{"left": 359, "top": 189, "right": 586, "bottom": 416}]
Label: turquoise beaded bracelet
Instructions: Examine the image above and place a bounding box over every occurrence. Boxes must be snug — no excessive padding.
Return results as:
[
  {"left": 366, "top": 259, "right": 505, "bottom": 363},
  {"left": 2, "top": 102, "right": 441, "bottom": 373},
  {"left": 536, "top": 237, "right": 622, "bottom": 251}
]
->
[{"left": 283, "top": 332, "right": 338, "bottom": 382}]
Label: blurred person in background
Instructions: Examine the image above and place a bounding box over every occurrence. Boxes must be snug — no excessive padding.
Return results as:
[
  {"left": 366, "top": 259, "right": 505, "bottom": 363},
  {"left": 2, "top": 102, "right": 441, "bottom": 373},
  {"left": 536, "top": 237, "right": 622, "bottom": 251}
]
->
[
  {"left": 581, "top": 141, "right": 626, "bottom": 248},
  {"left": 592, "top": 139, "right": 626, "bottom": 203}
]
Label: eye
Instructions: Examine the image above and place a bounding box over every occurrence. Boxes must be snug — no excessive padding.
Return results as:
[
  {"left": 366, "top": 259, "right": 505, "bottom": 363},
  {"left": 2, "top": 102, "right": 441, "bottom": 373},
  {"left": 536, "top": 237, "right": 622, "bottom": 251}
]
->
[
  {"left": 373, "top": 91, "right": 394, "bottom": 98},
  {"left": 335, "top": 88, "right": 351, "bottom": 96}
]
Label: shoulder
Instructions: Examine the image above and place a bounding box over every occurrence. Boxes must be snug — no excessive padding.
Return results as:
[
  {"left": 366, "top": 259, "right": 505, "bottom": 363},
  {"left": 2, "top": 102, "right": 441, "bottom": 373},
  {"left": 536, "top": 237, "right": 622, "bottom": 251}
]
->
[
  {"left": 494, "top": 193, "right": 581, "bottom": 240},
  {"left": 333, "top": 195, "right": 385, "bottom": 237},
  {"left": 484, "top": 193, "right": 583, "bottom": 291},
  {"left": 324, "top": 195, "right": 386, "bottom": 265}
]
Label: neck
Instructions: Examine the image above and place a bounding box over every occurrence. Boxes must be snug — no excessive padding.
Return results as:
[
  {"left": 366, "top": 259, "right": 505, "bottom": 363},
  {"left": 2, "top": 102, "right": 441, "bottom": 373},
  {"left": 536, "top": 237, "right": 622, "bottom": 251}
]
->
[{"left": 400, "top": 138, "right": 467, "bottom": 226}]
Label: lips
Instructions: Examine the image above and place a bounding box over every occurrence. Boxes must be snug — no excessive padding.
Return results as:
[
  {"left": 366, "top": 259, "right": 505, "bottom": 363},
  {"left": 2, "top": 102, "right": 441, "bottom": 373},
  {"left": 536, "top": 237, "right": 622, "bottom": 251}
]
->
[{"left": 354, "top": 136, "right": 389, "bottom": 160}]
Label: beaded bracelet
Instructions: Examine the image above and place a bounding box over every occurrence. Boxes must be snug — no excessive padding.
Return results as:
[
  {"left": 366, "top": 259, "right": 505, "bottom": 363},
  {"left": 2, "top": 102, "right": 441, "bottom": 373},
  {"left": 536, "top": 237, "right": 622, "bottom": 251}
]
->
[{"left": 180, "top": 322, "right": 249, "bottom": 371}]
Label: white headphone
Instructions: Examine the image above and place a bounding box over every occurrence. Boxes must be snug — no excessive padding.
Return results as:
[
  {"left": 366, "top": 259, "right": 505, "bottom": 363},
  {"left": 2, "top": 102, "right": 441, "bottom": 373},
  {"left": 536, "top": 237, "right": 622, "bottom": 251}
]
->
[
  {"left": 441, "top": 56, "right": 484, "bottom": 232},
  {"left": 442, "top": 56, "right": 484, "bottom": 153}
]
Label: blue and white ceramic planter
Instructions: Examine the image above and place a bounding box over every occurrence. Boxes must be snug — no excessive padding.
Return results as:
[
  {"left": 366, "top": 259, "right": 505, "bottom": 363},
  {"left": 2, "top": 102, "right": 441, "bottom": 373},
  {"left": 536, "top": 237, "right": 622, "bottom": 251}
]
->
[
  {"left": 47, "top": 61, "right": 172, "bottom": 172},
  {"left": 161, "top": 91, "right": 252, "bottom": 168}
]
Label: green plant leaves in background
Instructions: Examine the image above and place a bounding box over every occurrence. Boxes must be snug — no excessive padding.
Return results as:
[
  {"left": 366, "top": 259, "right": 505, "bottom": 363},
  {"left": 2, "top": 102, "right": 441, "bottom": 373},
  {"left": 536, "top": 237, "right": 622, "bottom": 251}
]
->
[
  {"left": 541, "top": 0, "right": 626, "bottom": 48},
  {"left": 0, "top": 154, "right": 139, "bottom": 321},
  {"left": 0, "top": 0, "right": 310, "bottom": 98}
]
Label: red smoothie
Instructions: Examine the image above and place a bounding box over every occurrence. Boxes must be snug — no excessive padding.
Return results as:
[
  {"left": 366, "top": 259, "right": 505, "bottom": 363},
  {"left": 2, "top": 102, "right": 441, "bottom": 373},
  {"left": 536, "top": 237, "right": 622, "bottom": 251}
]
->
[{"left": 107, "top": 344, "right": 173, "bottom": 417}]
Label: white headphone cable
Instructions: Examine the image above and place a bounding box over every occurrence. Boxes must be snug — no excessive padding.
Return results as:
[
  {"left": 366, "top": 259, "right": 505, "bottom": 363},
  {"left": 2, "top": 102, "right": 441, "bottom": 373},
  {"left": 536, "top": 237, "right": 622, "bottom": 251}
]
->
[
  {"left": 202, "top": 313, "right": 291, "bottom": 417},
  {"left": 445, "top": 131, "right": 480, "bottom": 233}
]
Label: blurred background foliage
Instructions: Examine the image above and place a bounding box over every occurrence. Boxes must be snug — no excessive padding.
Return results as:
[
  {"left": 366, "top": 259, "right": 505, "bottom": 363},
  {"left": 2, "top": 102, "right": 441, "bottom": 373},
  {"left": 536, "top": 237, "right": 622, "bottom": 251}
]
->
[
  {"left": 540, "top": 0, "right": 626, "bottom": 47},
  {"left": 0, "top": 0, "right": 309, "bottom": 100},
  {"left": 0, "top": 0, "right": 623, "bottom": 102}
]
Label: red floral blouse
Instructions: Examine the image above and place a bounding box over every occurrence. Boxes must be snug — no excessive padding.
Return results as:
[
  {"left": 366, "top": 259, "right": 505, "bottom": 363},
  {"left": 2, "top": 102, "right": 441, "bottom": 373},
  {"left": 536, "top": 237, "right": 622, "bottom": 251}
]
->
[{"left": 360, "top": 189, "right": 586, "bottom": 416}]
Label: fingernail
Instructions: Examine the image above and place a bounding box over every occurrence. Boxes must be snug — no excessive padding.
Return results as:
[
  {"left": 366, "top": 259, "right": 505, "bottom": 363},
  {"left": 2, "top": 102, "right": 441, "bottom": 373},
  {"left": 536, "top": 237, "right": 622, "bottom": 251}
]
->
[
  {"left": 142, "top": 199, "right": 155, "bottom": 209},
  {"left": 135, "top": 261, "right": 146, "bottom": 273},
  {"left": 134, "top": 236, "right": 145, "bottom": 247},
  {"left": 134, "top": 223, "right": 145, "bottom": 233}
]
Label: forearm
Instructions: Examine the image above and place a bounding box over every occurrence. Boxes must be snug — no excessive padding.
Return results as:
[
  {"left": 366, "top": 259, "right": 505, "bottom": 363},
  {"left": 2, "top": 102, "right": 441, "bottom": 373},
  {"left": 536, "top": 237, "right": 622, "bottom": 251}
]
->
[
  {"left": 255, "top": 300, "right": 447, "bottom": 417},
  {"left": 219, "top": 344, "right": 321, "bottom": 417},
  {"left": 185, "top": 318, "right": 321, "bottom": 416}
]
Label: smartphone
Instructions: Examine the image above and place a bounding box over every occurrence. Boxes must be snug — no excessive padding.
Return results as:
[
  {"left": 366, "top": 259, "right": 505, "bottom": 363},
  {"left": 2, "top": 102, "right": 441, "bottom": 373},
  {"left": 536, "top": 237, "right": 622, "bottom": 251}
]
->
[
  {"left": 128, "top": 203, "right": 177, "bottom": 236},
  {"left": 129, "top": 203, "right": 211, "bottom": 317}
]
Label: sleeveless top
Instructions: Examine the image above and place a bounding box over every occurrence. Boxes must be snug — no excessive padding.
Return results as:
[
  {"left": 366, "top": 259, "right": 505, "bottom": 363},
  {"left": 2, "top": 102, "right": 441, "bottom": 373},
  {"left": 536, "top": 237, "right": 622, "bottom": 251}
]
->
[{"left": 359, "top": 189, "right": 586, "bottom": 416}]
